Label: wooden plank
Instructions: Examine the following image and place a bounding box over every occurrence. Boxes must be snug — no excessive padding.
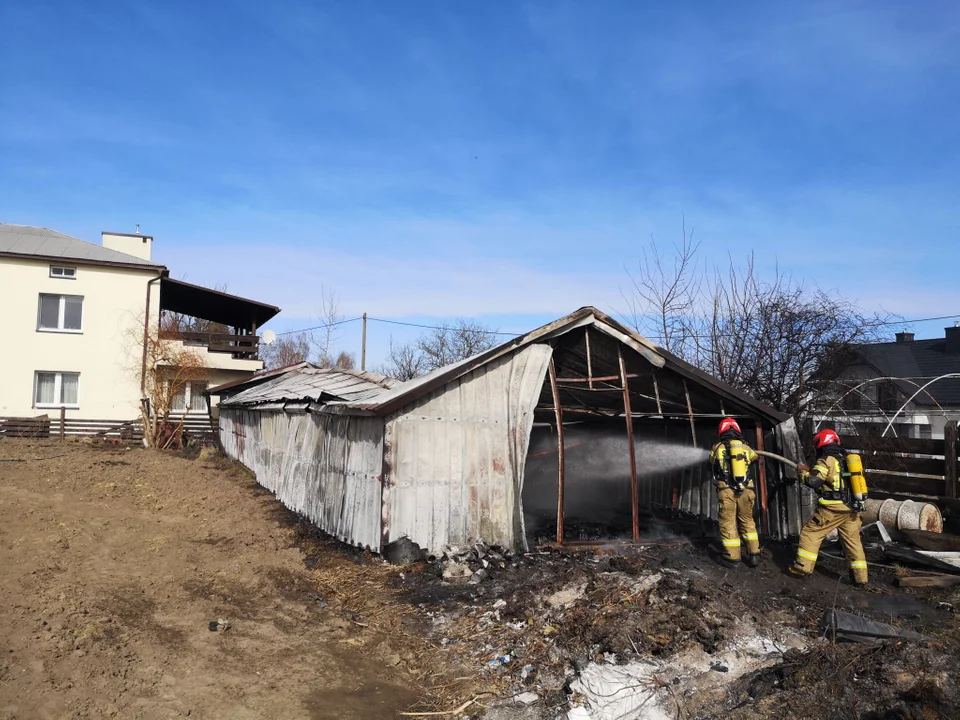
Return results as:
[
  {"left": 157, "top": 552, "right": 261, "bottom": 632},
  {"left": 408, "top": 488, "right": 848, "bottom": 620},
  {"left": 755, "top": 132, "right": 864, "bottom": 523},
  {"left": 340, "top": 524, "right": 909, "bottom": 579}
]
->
[
  {"left": 618, "top": 346, "right": 639, "bottom": 543},
  {"left": 847, "top": 436, "right": 946, "bottom": 456},
  {"left": 863, "top": 455, "right": 946, "bottom": 477},
  {"left": 896, "top": 574, "right": 960, "bottom": 588},
  {"left": 555, "top": 374, "right": 639, "bottom": 384},
  {"left": 651, "top": 373, "right": 662, "bottom": 414},
  {"left": 868, "top": 473, "right": 943, "bottom": 497},
  {"left": 946, "top": 421, "right": 958, "bottom": 499},
  {"left": 585, "top": 329, "right": 593, "bottom": 390},
  {"left": 755, "top": 424, "right": 769, "bottom": 535},
  {"left": 884, "top": 545, "right": 960, "bottom": 574}
]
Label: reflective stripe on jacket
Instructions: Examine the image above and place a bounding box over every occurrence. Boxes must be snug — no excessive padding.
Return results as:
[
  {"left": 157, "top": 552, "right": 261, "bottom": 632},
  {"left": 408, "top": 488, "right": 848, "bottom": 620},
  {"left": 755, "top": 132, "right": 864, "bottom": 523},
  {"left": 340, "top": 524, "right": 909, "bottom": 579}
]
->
[{"left": 800, "top": 454, "right": 851, "bottom": 508}]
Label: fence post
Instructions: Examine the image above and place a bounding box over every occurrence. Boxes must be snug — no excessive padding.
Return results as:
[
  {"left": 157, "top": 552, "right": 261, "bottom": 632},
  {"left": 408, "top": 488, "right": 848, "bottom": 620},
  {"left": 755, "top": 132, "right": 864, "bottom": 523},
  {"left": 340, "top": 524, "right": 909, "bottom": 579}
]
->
[
  {"left": 59, "top": 406, "right": 66, "bottom": 443},
  {"left": 945, "top": 421, "right": 958, "bottom": 499}
]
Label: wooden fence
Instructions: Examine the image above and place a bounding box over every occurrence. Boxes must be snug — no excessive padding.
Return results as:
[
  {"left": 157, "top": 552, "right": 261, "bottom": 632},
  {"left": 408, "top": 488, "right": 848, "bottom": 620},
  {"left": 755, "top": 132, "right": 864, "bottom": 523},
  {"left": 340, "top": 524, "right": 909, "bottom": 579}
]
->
[
  {"left": 0, "top": 412, "right": 217, "bottom": 445},
  {"left": 845, "top": 421, "right": 959, "bottom": 503}
]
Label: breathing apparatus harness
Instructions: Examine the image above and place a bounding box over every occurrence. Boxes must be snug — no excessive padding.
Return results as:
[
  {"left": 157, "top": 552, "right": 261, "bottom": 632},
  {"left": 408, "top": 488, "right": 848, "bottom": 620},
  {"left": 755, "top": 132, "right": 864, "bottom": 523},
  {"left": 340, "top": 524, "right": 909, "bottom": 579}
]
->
[
  {"left": 813, "top": 445, "right": 869, "bottom": 512},
  {"left": 715, "top": 434, "right": 750, "bottom": 495}
]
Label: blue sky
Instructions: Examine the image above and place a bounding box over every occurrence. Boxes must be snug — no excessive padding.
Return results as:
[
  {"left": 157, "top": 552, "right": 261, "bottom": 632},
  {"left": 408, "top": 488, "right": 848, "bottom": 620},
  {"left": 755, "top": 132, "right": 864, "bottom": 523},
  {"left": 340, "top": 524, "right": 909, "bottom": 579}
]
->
[{"left": 2, "top": 1, "right": 959, "bottom": 364}]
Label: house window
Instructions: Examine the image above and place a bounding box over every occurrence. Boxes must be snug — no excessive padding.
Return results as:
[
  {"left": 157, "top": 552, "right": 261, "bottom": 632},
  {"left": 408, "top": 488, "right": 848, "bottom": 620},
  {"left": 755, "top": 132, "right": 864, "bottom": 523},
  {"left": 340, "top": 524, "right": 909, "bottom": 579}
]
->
[
  {"left": 841, "top": 382, "right": 861, "bottom": 412},
  {"left": 50, "top": 265, "right": 77, "bottom": 279},
  {"left": 37, "top": 294, "right": 83, "bottom": 332},
  {"left": 170, "top": 381, "right": 208, "bottom": 414},
  {"left": 35, "top": 372, "right": 80, "bottom": 408},
  {"left": 877, "top": 381, "right": 900, "bottom": 412},
  {"left": 190, "top": 382, "right": 209, "bottom": 412},
  {"left": 918, "top": 424, "right": 932, "bottom": 440}
]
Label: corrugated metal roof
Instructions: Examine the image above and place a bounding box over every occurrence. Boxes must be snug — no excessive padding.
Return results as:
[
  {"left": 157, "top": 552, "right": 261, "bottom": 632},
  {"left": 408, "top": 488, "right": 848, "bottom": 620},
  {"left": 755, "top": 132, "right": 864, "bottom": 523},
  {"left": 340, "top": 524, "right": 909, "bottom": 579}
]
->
[
  {"left": 209, "top": 362, "right": 316, "bottom": 396},
  {"left": 220, "top": 366, "right": 398, "bottom": 407},
  {"left": 0, "top": 223, "right": 164, "bottom": 269},
  {"left": 321, "top": 307, "right": 788, "bottom": 424}
]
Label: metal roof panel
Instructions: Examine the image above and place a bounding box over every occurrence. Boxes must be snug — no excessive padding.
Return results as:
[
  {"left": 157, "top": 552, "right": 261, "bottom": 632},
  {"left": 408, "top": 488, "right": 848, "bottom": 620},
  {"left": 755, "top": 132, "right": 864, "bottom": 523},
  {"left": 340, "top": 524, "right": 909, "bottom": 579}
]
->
[{"left": 0, "top": 223, "right": 165, "bottom": 268}]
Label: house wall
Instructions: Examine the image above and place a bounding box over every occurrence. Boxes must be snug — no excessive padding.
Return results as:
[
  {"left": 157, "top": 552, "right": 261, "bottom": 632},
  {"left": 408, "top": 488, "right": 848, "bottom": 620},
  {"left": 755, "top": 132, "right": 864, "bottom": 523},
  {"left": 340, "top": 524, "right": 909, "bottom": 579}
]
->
[
  {"left": 0, "top": 256, "right": 161, "bottom": 420},
  {"left": 381, "top": 343, "right": 554, "bottom": 554},
  {"left": 218, "top": 408, "right": 384, "bottom": 550}
]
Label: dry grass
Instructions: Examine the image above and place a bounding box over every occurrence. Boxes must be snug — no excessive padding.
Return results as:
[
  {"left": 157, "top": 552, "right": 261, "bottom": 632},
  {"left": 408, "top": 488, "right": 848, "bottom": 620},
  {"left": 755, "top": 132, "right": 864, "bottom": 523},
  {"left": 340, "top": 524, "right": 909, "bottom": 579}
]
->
[{"left": 893, "top": 563, "right": 914, "bottom": 578}]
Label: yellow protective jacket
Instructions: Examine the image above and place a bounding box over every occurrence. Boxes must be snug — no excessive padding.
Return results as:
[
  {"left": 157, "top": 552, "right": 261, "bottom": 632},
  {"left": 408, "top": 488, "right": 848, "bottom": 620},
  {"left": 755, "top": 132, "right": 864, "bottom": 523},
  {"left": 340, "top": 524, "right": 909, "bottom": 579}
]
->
[
  {"left": 800, "top": 454, "right": 852, "bottom": 509},
  {"left": 709, "top": 438, "right": 757, "bottom": 490}
]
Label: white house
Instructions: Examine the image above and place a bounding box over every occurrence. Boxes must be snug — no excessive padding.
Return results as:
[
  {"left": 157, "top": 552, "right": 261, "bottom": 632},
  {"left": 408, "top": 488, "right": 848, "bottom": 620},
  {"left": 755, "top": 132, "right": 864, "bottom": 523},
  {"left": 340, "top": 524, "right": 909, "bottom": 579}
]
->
[{"left": 0, "top": 223, "right": 280, "bottom": 428}]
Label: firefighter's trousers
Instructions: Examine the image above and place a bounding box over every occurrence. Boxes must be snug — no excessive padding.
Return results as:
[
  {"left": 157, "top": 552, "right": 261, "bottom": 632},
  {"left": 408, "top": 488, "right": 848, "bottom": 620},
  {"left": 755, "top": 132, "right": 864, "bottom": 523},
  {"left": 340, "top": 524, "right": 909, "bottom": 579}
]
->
[
  {"left": 717, "top": 486, "right": 759, "bottom": 561},
  {"left": 791, "top": 504, "right": 868, "bottom": 584}
]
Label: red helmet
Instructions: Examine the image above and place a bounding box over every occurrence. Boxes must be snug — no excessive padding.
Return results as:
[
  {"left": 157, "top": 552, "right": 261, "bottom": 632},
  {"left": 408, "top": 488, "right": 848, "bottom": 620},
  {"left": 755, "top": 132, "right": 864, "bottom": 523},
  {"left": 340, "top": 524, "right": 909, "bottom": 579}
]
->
[
  {"left": 718, "top": 417, "right": 741, "bottom": 436},
  {"left": 813, "top": 429, "right": 840, "bottom": 449}
]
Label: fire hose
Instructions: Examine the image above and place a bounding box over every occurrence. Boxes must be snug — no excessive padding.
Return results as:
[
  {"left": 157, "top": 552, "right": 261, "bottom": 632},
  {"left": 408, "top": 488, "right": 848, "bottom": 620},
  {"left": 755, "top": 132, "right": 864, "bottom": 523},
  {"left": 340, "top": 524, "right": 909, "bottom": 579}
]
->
[{"left": 754, "top": 449, "right": 799, "bottom": 470}]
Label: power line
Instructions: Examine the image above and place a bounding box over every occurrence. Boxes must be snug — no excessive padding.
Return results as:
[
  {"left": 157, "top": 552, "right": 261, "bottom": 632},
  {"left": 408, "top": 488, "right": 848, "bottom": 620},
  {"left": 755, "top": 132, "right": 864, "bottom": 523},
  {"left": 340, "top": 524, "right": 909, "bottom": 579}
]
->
[
  {"left": 272, "top": 310, "right": 960, "bottom": 343},
  {"left": 864, "top": 313, "right": 960, "bottom": 329},
  {"left": 275, "top": 316, "right": 362, "bottom": 337},
  {"left": 366, "top": 316, "right": 521, "bottom": 336}
]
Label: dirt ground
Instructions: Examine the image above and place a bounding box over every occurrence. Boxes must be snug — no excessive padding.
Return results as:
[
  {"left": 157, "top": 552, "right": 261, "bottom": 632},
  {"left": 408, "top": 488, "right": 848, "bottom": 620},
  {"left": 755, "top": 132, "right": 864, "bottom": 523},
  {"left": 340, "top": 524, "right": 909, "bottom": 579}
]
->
[
  {"left": 4, "top": 440, "right": 960, "bottom": 720},
  {"left": 0, "top": 440, "right": 427, "bottom": 720}
]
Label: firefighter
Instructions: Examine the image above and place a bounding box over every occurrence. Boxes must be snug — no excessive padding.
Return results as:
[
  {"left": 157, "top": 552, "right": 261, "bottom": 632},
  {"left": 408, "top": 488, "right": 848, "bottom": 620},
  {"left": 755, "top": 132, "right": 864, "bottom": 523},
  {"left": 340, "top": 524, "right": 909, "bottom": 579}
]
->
[
  {"left": 789, "top": 429, "right": 868, "bottom": 585},
  {"left": 709, "top": 418, "right": 761, "bottom": 568}
]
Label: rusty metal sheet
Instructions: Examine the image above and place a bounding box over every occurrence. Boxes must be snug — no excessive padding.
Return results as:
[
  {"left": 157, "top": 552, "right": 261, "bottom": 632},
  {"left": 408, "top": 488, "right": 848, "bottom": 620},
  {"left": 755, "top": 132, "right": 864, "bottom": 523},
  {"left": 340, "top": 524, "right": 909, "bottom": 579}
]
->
[
  {"left": 219, "top": 408, "right": 384, "bottom": 550},
  {"left": 380, "top": 343, "right": 554, "bottom": 555}
]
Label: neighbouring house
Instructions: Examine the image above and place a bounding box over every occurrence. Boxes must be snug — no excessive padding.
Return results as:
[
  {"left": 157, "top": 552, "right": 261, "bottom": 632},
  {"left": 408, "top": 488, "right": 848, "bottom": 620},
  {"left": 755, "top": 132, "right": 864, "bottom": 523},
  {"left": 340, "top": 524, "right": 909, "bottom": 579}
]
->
[
  {"left": 215, "top": 308, "right": 808, "bottom": 556},
  {"left": 0, "top": 223, "right": 280, "bottom": 435},
  {"left": 816, "top": 326, "right": 960, "bottom": 440}
]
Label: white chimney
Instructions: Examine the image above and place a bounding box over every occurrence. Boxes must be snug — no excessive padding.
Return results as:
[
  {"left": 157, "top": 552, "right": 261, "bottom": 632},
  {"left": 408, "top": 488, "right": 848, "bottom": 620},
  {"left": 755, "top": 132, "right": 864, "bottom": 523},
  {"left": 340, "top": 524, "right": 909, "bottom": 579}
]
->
[{"left": 102, "top": 231, "right": 153, "bottom": 262}]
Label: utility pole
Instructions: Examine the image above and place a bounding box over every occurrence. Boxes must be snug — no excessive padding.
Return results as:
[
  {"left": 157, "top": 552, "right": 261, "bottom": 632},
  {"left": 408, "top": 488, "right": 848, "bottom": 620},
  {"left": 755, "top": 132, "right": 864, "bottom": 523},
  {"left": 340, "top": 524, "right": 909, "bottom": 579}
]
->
[{"left": 361, "top": 313, "right": 367, "bottom": 371}]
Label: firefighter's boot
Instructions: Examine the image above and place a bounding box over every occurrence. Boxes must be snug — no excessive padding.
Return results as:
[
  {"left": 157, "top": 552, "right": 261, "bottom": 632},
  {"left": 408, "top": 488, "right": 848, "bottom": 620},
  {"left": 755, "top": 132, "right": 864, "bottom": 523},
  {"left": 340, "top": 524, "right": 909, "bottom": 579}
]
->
[{"left": 746, "top": 553, "right": 760, "bottom": 568}]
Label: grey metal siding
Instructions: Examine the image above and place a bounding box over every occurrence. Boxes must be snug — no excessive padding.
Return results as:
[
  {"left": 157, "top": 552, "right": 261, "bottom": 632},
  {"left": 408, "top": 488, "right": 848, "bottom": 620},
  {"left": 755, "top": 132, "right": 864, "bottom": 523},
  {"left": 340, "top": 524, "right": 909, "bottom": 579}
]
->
[
  {"left": 381, "top": 344, "right": 553, "bottom": 554},
  {"left": 219, "top": 408, "right": 384, "bottom": 549}
]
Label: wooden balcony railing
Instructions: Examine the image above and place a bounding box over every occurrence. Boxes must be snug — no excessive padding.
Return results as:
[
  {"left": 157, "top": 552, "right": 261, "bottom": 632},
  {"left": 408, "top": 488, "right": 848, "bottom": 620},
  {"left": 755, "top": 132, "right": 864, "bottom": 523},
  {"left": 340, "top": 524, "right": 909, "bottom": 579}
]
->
[{"left": 172, "top": 331, "right": 260, "bottom": 356}]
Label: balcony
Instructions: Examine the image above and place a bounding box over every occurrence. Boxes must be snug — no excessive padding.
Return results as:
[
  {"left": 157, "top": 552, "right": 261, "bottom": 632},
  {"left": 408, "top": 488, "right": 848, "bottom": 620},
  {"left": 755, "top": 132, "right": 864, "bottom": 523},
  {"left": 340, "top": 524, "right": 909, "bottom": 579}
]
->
[
  {"left": 176, "top": 331, "right": 259, "bottom": 357},
  {"left": 157, "top": 278, "right": 280, "bottom": 373}
]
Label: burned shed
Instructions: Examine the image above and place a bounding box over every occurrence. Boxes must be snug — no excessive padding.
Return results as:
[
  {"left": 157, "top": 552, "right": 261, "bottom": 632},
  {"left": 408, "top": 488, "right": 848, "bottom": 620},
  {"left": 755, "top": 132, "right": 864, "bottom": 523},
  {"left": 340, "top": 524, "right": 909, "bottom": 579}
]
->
[{"left": 217, "top": 308, "right": 810, "bottom": 556}]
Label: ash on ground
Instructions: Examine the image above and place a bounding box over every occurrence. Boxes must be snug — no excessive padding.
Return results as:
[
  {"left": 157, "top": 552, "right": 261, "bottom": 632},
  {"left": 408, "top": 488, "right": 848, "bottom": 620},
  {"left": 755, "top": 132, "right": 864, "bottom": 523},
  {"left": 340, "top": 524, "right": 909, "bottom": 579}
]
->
[{"left": 389, "top": 533, "right": 960, "bottom": 720}]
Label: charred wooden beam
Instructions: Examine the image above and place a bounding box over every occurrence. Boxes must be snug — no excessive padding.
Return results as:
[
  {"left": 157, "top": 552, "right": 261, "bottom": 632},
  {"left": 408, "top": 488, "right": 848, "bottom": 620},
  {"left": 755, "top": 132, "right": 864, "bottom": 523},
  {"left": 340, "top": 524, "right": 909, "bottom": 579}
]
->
[
  {"left": 756, "top": 424, "right": 769, "bottom": 535},
  {"left": 585, "top": 328, "right": 594, "bottom": 390},
  {"left": 652, "top": 373, "right": 663, "bottom": 414},
  {"left": 619, "top": 346, "right": 640, "bottom": 542},
  {"left": 556, "top": 374, "right": 640, "bottom": 384},
  {"left": 549, "top": 359, "right": 565, "bottom": 545}
]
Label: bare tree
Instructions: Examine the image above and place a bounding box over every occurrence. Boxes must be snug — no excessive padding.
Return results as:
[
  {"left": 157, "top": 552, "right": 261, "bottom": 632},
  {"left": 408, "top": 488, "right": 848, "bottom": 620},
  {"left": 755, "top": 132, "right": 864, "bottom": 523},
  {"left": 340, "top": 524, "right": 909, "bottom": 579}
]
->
[
  {"left": 621, "top": 219, "right": 702, "bottom": 355},
  {"left": 380, "top": 319, "right": 501, "bottom": 381},
  {"left": 130, "top": 314, "right": 209, "bottom": 448},
  {"left": 261, "top": 333, "right": 312, "bottom": 369},
  {"left": 159, "top": 280, "right": 232, "bottom": 337},
  {"left": 332, "top": 350, "right": 356, "bottom": 370},
  {"left": 312, "top": 287, "right": 346, "bottom": 368},
  {"left": 620, "top": 233, "right": 895, "bottom": 424},
  {"left": 260, "top": 288, "right": 357, "bottom": 370},
  {"left": 381, "top": 338, "right": 429, "bottom": 381}
]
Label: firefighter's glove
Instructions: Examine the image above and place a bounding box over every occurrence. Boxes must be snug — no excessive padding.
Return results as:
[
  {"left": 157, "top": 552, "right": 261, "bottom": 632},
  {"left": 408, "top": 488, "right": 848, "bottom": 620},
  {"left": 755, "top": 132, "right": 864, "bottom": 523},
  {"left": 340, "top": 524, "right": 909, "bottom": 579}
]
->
[
  {"left": 796, "top": 464, "right": 810, "bottom": 474},
  {"left": 805, "top": 476, "right": 824, "bottom": 491}
]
